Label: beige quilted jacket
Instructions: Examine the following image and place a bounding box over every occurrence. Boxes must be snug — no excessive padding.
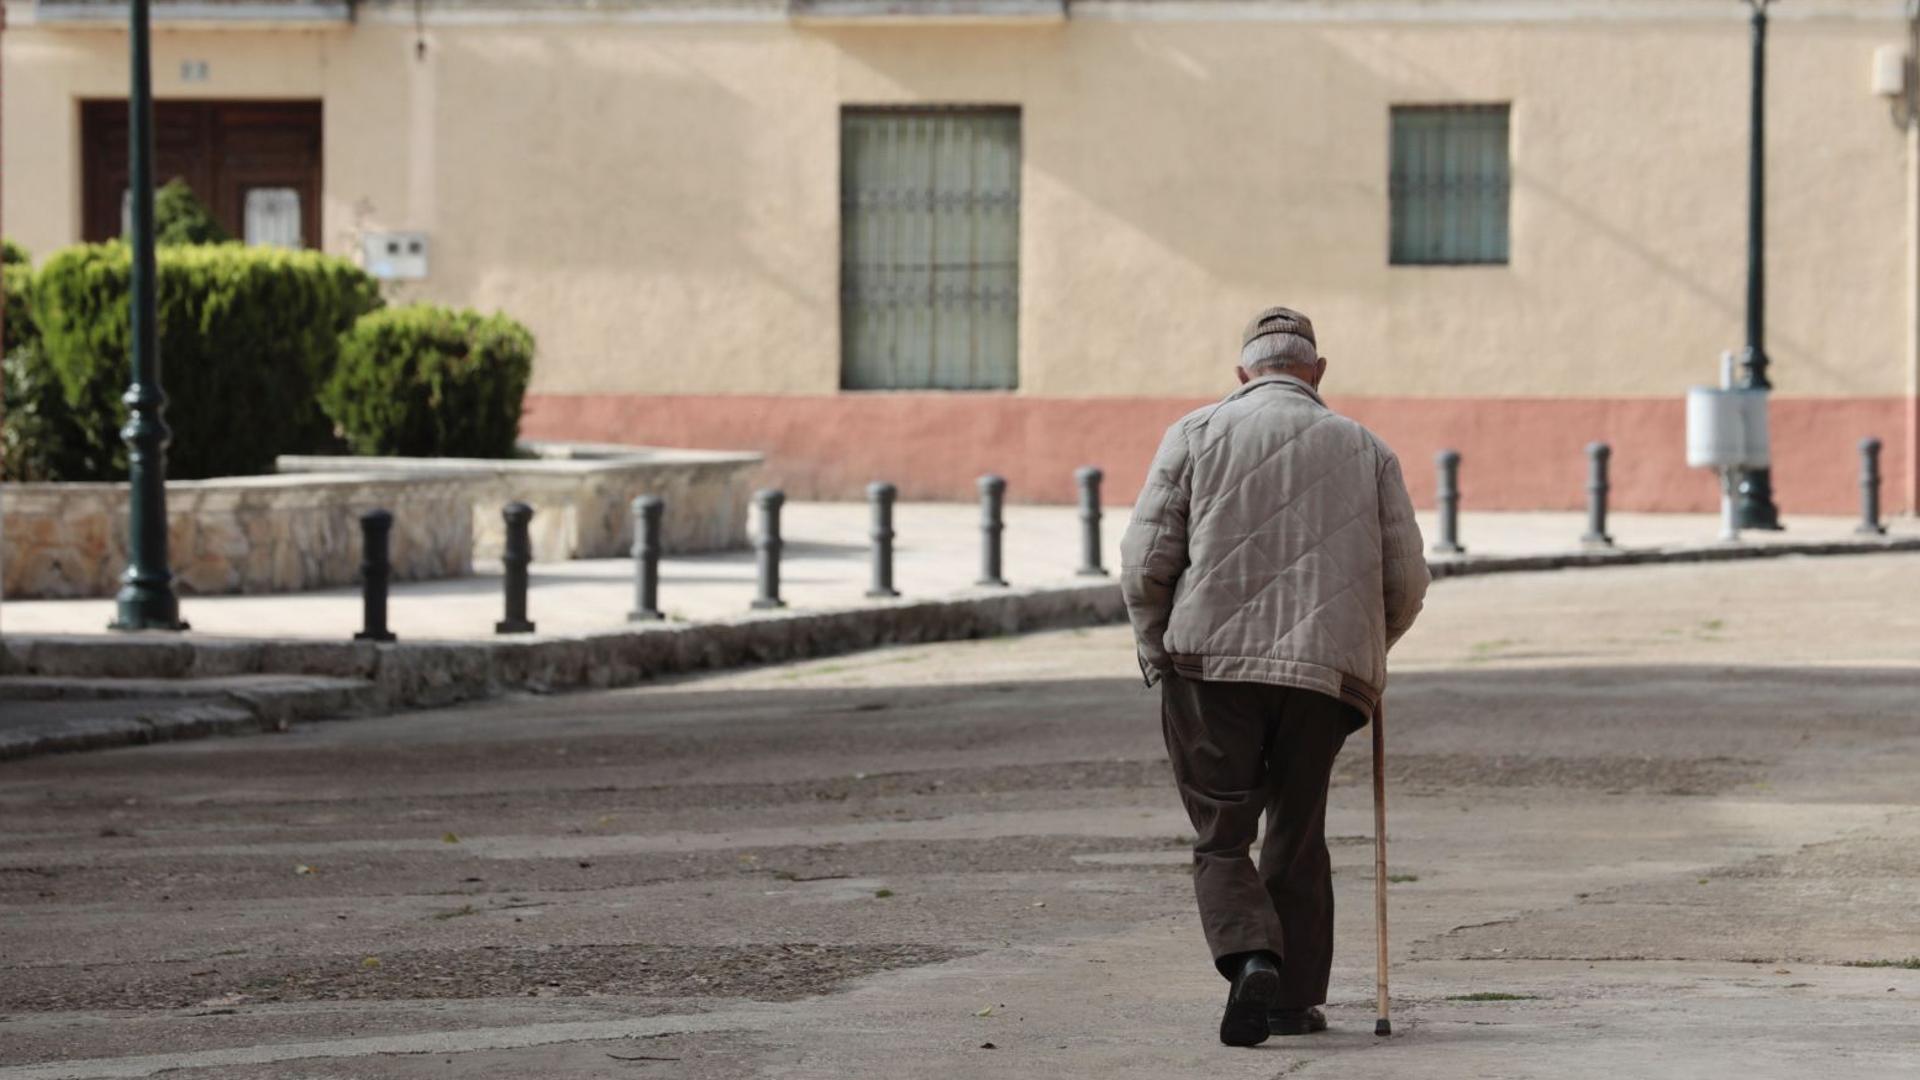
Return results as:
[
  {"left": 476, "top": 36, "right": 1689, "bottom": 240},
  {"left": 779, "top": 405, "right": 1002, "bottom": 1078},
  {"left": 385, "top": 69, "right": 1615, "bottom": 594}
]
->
[{"left": 1120, "top": 374, "right": 1429, "bottom": 719}]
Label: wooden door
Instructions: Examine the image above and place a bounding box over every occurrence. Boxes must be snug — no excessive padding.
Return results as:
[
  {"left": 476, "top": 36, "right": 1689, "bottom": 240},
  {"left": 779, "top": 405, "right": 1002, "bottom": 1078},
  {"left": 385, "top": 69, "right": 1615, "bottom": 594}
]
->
[{"left": 81, "top": 101, "right": 322, "bottom": 248}]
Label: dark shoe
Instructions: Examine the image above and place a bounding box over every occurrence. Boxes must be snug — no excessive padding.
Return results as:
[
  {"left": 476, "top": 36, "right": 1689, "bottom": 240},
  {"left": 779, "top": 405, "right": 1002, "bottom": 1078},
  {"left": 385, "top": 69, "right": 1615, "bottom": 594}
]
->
[
  {"left": 1268, "top": 1005, "right": 1328, "bottom": 1036},
  {"left": 1219, "top": 953, "right": 1282, "bottom": 1047}
]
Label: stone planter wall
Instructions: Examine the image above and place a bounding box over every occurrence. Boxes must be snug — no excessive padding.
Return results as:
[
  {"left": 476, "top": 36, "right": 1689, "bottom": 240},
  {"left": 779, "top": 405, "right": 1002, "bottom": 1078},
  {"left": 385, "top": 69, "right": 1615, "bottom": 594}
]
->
[
  {"left": 276, "top": 444, "right": 762, "bottom": 562},
  {"left": 3, "top": 474, "right": 473, "bottom": 600},
  {"left": 3, "top": 444, "right": 759, "bottom": 600}
]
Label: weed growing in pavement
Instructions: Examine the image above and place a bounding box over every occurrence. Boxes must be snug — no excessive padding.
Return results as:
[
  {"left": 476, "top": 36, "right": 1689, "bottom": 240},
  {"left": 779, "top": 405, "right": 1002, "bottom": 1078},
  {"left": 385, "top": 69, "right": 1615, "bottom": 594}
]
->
[
  {"left": 1446, "top": 992, "right": 1538, "bottom": 1002},
  {"left": 1465, "top": 639, "right": 1517, "bottom": 662},
  {"left": 1844, "top": 958, "right": 1920, "bottom": 969}
]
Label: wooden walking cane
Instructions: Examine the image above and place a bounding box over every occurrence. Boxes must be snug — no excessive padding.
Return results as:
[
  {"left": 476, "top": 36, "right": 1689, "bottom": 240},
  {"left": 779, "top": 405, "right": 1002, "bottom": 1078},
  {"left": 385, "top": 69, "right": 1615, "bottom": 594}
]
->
[{"left": 1372, "top": 697, "right": 1392, "bottom": 1037}]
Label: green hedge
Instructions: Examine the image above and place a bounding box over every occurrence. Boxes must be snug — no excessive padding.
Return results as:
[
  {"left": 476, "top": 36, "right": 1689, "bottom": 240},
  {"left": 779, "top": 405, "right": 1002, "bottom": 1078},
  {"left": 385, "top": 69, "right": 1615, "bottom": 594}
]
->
[
  {"left": 2, "top": 239, "right": 29, "bottom": 355},
  {"left": 28, "top": 243, "right": 381, "bottom": 480},
  {"left": 4, "top": 241, "right": 101, "bottom": 482},
  {"left": 153, "top": 179, "right": 230, "bottom": 246},
  {"left": 3, "top": 239, "right": 28, "bottom": 354},
  {"left": 323, "top": 305, "right": 533, "bottom": 459}
]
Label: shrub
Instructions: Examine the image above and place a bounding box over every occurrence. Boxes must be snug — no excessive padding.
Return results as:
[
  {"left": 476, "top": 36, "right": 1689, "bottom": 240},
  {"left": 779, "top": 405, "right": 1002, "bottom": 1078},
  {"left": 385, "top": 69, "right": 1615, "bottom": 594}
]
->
[
  {"left": 4, "top": 244, "right": 102, "bottom": 482},
  {"left": 29, "top": 243, "right": 381, "bottom": 479},
  {"left": 3, "top": 239, "right": 30, "bottom": 355},
  {"left": 323, "top": 305, "right": 534, "bottom": 459},
  {"left": 3, "top": 340, "right": 107, "bottom": 483},
  {"left": 153, "top": 178, "right": 231, "bottom": 246}
]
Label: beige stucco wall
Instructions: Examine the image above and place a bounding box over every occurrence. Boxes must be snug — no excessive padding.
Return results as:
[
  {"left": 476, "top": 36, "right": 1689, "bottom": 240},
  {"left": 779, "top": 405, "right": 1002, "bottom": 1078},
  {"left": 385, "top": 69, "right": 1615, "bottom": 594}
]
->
[{"left": 3, "top": 3, "right": 1913, "bottom": 402}]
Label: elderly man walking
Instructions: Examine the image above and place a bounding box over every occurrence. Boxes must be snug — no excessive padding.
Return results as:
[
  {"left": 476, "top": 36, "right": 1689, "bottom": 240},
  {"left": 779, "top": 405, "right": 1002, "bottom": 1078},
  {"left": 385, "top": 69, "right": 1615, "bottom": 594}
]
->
[{"left": 1121, "top": 306, "right": 1429, "bottom": 1047}]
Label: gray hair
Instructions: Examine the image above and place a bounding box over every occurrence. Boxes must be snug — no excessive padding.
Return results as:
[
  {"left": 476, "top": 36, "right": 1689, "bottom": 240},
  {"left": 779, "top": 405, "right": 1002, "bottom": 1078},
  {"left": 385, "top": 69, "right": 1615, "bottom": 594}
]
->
[{"left": 1239, "top": 331, "right": 1319, "bottom": 373}]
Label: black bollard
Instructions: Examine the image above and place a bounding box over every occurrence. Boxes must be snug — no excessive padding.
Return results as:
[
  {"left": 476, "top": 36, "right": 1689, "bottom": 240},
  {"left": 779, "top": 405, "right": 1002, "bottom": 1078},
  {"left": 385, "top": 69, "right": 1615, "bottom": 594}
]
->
[
  {"left": 866, "top": 481, "right": 900, "bottom": 599},
  {"left": 354, "top": 508, "right": 397, "bottom": 643},
  {"left": 1431, "top": 450, "right": 1465, "bottom": 555},
  {"left": 977, "top": 474, "right": 1008, "bottom": 587},
  {"left": 1856, "top": 436, "right": 1886, "bottom": 536},
  {"left": 1581, "top": 442, "right": 1614, "bottom": 547},
  {"left": 495, "top": 501, "right": 536, "bottom": 634},
  {"left": 628, "top": 495, "right": 665, "bottom": 621},
  {"left": 751, "top": 489, "right": 787, "bottom": 610},
  {"left": 1075, "top": 466, "right": 1108, "bottom": 577}
]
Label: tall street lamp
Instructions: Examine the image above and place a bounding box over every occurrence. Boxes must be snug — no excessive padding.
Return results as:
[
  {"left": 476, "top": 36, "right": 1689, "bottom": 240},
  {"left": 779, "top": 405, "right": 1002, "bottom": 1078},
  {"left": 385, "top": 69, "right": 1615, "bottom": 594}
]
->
[
  {"left": 110, "top": 0, "right": 185, "bottom": 631},
  {"left": 1736, "top": 0, "right": 1784, "bottom": 529}
]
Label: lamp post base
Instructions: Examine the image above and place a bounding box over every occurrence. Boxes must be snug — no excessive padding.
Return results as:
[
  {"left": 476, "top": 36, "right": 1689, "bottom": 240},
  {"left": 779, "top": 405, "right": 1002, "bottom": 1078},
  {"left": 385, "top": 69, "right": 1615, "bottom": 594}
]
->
[
  {"left": 1734, "top": 467, "right": 1783, "bottom": 531},
  {"left": 109, "top": 584, "right": 186, "bottom": 632}
]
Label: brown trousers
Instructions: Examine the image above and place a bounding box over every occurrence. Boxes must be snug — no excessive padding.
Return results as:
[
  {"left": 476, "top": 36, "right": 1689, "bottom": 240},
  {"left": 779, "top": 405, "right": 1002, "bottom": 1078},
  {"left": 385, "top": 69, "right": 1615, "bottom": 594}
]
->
[{"left": 1160, "top": 671, "right": 1357, "bottom": 1006}]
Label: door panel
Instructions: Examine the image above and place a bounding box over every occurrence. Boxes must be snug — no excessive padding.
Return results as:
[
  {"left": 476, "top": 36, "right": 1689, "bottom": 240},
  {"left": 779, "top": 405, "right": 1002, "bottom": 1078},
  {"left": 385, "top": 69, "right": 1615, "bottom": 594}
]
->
[{"left": 81, "top": 101, "right": 322, "bottom": 248}]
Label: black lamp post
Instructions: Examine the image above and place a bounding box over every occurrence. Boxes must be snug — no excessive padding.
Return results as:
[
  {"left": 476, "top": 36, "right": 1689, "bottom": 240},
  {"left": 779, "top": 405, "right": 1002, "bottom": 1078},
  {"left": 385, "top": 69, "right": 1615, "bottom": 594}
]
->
[
  {"left": 109, "top": 0, "right": 185, "bottom": 631},
  {"left": 1735, "top": 0, "right": 1784, "bottom": 529}
]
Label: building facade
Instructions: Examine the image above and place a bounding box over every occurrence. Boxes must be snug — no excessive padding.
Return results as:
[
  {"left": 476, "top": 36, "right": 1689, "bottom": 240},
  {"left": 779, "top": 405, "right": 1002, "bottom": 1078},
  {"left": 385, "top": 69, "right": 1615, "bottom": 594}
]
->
[{"left": 5, "top": 0, "right": 1918, "bottom": 514}]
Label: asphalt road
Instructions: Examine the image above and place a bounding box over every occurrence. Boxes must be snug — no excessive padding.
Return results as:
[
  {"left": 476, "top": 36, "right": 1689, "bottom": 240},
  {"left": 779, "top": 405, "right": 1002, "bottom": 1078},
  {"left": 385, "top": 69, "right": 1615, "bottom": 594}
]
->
[{"left": 2, "top": 554, "right": 1918, "bottom": 1078}]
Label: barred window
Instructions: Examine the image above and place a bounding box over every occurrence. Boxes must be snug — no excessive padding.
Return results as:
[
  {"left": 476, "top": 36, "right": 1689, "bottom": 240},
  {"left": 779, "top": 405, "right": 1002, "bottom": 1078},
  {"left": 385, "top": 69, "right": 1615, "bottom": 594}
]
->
[
  {"left": 1389, "top": 105, "right": 1511, "bottom": 266},
  {"left": 840, "top": 106, "right": 1020, "bottom": 391}
]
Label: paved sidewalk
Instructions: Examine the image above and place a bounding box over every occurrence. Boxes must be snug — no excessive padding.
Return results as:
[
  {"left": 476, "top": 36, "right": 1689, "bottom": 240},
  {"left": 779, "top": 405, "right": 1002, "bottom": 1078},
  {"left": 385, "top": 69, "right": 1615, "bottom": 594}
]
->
[{"left": 2, "top": 504, "right": 1912, "bottom": 642}]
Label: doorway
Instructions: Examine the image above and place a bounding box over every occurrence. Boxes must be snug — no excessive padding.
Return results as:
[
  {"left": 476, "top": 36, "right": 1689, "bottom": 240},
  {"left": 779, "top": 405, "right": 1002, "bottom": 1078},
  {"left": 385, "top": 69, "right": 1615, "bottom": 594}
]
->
[{"left": 81, "top": 100, "right": 322, "bottom": 249}]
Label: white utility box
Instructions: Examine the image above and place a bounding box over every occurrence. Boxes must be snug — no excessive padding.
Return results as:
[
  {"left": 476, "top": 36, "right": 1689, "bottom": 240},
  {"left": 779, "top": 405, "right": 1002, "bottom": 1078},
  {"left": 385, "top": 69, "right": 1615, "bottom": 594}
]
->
[
  {"left": 1873, "top": 44, "right": 1908, "bottom": 98},
  {"left": 1686, "top": 386, "right": 1770, "bottom": 470},
  {"left": 362, "top": 232, "right": 430, "bottom": 280}
]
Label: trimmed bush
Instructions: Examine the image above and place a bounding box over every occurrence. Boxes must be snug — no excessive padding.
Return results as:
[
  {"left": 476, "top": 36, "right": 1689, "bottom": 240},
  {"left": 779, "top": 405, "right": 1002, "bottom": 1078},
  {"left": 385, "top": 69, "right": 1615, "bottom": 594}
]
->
[
  {"left": 3, "top": 241, "right": 101, "bottom": 482},
  {"left": 323, "top": 305, "right": 534, "bottom": 459},
  {"left": 29, "top": 243, "right": 381, "bottom": 479},
  {"left": 3, "top": 340, "right": 106, "bottom": 483},
  {"left": 3, "top": 239, "right": 30, "bottom": 355},
  {"left": 154, "top": 179, "right": 231, "bottom": 246}
]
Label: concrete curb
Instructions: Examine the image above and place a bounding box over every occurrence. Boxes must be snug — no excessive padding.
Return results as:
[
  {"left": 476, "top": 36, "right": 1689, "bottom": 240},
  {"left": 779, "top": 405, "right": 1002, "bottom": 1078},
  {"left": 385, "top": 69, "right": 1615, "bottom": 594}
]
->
[
  {"left": 1, "top": 536, "right": 1914, "bottom": 761},
  {"left": 0, "top": 676, "right": 380, "bottom": 761},
  {"left": 1425, "top": 535, "right": 1920, "bottom": 578},
  {"left": 0, "top": 581, "right": 1126, "bottom": 723}
]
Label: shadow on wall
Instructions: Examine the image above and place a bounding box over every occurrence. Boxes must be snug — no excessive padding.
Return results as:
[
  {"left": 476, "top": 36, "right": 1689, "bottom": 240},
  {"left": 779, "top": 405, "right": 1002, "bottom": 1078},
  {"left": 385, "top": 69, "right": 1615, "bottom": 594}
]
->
[
  {"left": 812, "top": 21, "right": 1388, "bottom": 381},
  {"left": 812, "top": 21, "right": 1794, "bottom": 390}
]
